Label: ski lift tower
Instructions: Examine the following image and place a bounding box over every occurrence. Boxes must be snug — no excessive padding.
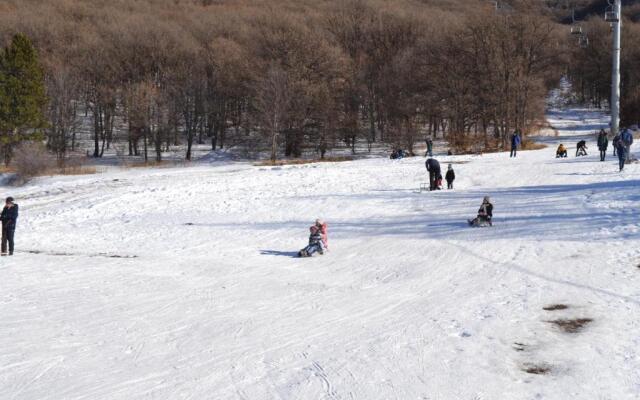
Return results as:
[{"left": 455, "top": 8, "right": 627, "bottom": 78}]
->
[{"left": 606, "top": 0, "right": 622, "bottom": 136}]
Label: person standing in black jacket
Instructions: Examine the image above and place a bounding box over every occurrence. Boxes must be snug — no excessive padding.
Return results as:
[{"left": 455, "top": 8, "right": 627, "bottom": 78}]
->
[
  {"left": 425, "top": 158, "right": 441, "bottom": 191},
  {"left": 597, "top": 129, "right": 609, "bottom": 161},
  {"left": 445, "top": 164, "right": 455, "bottom": 189},
  {"left": 1, "top": 197, "right": 18, "bottom": 256}
]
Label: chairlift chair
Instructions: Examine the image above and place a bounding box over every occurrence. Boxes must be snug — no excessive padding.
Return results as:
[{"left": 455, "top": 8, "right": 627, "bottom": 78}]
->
[
  {"left": 605, "top": 2, "right": 619, "bottom": 23},
  {"left": 571, "top": 25, "right": 583, "bottom": 35},
  {"left": 605, "top": 10, "right": 619, "bottom": 23}
]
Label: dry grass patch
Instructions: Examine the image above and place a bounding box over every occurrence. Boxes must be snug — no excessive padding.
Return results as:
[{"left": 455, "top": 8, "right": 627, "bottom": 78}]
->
[
  {"left": 547, "top": 318, "right": 593, "bottom": 333},
  {"left": 121, "top": 160, "right": 188, "bottom": 169},
  {"left": 256, "top": 156, "right": 353, "bottom": 166},
  {"left": 521, "top": 139, "right": 548, "bottom": 150}
]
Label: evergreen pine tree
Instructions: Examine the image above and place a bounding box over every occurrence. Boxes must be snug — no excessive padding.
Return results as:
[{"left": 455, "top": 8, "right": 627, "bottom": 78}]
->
[{"left": 0, "top": 33, "right": 48, "bottom": 165}]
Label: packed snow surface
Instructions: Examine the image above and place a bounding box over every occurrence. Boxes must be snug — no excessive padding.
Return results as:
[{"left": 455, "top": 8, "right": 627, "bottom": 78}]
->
[{"left": 1, "top": 106, "right": 640, "bottom": 399}]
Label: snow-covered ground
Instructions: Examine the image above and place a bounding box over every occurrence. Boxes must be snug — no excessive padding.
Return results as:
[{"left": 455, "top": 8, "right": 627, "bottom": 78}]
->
[{"left": 2, "top": 105, "right": 640, "bottom": 400}]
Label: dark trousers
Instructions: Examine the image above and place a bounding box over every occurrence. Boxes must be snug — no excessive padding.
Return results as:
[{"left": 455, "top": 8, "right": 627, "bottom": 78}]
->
[
  {"left": 447, "top": 181, "right": 453, "bottom": 189},
  {"left": 510, "top": 146, "right": 517, "bottom": 157},
  {"left": 429, "top": 171, "right": 437, "bottom": 191},
  {"left": 619, "top": 153, "right": 626, "bottom": 171},
  {"left": 2, "top": 226, "right": 14, "bottom": 255},
  {"left": 600, "top": 150, "right": 606, "bottom": 161},
  {"left": 303, "top": 243, "right": 323, "bottom": 256}
]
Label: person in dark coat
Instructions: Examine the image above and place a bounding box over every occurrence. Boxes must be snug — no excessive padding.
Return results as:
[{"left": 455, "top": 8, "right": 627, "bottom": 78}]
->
[
  {"left": 425, "top": 158, "right": 441, "bottom": 191},
  {"left": 445, "top": 164, "right": 455, "bottom": 189},
  {"left": 621, "top": 128, "right": 634, "bottom": 161},
  {"left": 390, "top": 149, "right": 404, "bottom": 160},
  {"left": 597, "top": 130, "right": 608, "bottom": 161},
  {"left": 1, "top": 197, "right": 18, "bottom": 256},
  {"left": 468, "top": 196, "right": 493, "bottom": 227},
  {"left": 426, "top": 137, "right": 433, "bottom": 157},
  {"left": 617, "top": 139, "right": 627, "bottom": 171},
  {"left": 576, "top": 140, "right": 587, "bottom": 157},
  {"left": 510, "top": 131, "right": 521, "bottom": 158},
  {"left": 612, "top": 133, "right": 621, "bottom": 156}
]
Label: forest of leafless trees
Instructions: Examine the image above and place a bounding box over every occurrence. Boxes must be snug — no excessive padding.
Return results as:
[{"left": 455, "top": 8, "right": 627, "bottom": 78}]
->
[{"left": 1, "top": 0, "right": 636, "bottom": 163}]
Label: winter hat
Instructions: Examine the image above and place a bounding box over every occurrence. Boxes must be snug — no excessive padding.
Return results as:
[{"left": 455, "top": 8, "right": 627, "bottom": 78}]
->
[
  {"left": 483, "top": 196, "right": 491, "bottom": 203},
  {"left": 5, "top": 197, "right": 14, "bottom": 203},
  {"left": 448, "top": 164, "right": 453, "bottom": 169},
  {"left": 315, "top": 218, "right": 324, "bottom": 226}
]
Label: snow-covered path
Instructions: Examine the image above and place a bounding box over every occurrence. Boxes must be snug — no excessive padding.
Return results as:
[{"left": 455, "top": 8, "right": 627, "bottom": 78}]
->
[{"left": 1, "top": 106, "right": 640, "bottom": 399}]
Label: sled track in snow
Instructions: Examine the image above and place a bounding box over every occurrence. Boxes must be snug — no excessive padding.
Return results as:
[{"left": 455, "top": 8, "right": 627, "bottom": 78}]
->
[{"left": 19, "top": 249, "right": 138, "bottom": 259}]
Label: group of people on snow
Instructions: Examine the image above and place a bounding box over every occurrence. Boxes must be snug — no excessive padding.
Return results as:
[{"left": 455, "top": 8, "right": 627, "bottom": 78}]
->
[
  {"left": 554, "top": 128, "right": 634, "bottom": 171},
  {"left": 425, "top": 158, "right": 456, "bottom": 191},
  {"left": 297, "top": 124, "right": 637, "bottom": 257},
  {"left": 390, "top": 148, "right": 406, "bottom": 160}
]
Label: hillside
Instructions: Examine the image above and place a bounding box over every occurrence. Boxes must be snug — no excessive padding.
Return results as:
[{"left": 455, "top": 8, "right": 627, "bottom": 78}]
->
[{"left": 1, "top": 96, "right": 639, "bottom": 399}]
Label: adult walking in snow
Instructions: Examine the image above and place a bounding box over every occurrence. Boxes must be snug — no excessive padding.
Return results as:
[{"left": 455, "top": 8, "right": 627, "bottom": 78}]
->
[
  {"left": 468, "top": 196, "right": 493, "bottom": 227},
  {"left": 621, "top": 128, "right": 634, "bottom": 161},
  {"left": 425, "top": 158, "right": 441, "bottom": 191},
  {"left": 597, "top": 130, "right": 608, "bottom": 161},
  {"left": 445, "top": 164, "right": 455, "bottom": 190},
  {"left": 616, "top": 139, "right": 627, "bottom": 172},
  {"left": 1, "top": 197, "right": 18, "bottom": 256},
  {"left": 612, "top": 133, "right": 621, "bottom": 156},
  {"left": 426, "top": 137, "right": 434, "bottom": 157},
  {"left": 298, "top": 219, "right": 328, "bottom": 258},
  {"left": 510, "top": 131, "right": 521, "bottom": 158}
]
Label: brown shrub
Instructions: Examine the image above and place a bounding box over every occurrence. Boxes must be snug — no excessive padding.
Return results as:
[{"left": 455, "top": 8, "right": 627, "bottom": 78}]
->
[
  {"left": 12, "top": 142, "right": 56, "bottom": 180},
  {"left": 521, "top": 139, "right": 548, "bottom": 150}
]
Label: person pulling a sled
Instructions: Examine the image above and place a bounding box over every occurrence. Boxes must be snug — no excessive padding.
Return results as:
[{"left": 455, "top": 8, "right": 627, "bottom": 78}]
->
[
  {"left": 299, "top": 219, "right": 328, "bottom": 257},
  {"left": 556, "top": 144, "right": 568, "bottom": 158},
  {"left": 468, "top": 196, "right": 493, "bottom": 227},
  {"left": 425, "top": 158, "right": 441, "bottom": 191},
  {"left": 576, "top": 140, "right": 588, "bottom": 157}
]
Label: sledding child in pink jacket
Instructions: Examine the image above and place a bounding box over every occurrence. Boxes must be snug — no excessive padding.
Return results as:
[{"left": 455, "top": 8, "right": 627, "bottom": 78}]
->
[{"left": 298, "top": 219, "right": 328, "bottom": 257}]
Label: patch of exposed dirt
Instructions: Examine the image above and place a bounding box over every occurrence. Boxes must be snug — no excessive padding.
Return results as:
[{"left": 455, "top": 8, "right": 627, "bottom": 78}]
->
[
  {"left": 543, "top": 304, "right": 569, "bottom": 311},
  {"left": 547, "top": 318, "right": 593, "bottom": 333},
  {"left": 521, "top": 363, "right": 552, "bottom": 375},
  {"left": 513, "top": 342, "right": 527, "bottom": 352}
]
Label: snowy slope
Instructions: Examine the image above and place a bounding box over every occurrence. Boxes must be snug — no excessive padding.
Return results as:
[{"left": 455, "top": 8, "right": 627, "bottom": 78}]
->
[{"left": 1, "top": 106, "right": 639, "bottom": 400}]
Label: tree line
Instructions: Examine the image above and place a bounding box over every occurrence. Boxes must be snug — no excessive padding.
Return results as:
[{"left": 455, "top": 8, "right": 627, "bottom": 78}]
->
[
  {"left": 0, "top": 0, "right": 566, "bottom": 163},
  {"left": 567, "top": 16, "right": 640, "bottom": 127}
]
